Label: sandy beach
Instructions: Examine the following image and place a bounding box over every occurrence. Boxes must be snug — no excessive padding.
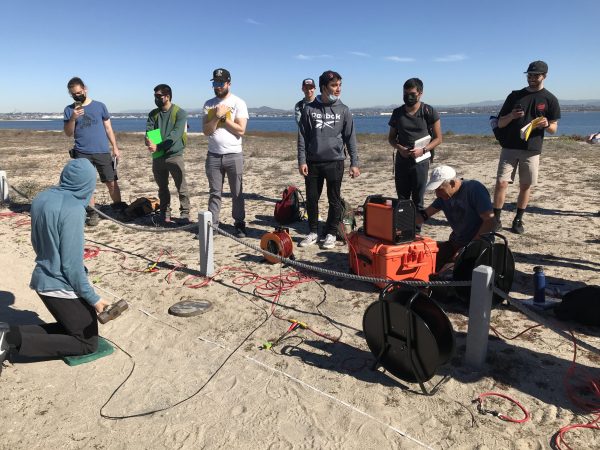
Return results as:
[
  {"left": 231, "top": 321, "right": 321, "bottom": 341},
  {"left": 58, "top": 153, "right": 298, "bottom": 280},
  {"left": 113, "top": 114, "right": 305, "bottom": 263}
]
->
[{"left": 0, "top": 129, "right": 599, "bottom": 449}]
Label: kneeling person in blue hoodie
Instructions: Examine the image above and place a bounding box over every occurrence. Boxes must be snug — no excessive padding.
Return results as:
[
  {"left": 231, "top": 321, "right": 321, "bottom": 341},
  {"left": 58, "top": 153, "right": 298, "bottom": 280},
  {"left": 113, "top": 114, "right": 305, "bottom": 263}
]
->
[
  {"left": 1, "top": 159, "right": 110, "bottom": 371},
  {"left": 297, "top": 70, "right": 360, "bottom": 249}
]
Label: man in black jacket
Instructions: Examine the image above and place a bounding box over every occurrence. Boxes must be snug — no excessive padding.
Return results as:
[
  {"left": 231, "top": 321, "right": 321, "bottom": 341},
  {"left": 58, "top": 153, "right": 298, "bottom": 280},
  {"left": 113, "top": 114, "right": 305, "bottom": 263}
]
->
[{"left": 297, "top": 70, "right": 360, "bottom": 249}]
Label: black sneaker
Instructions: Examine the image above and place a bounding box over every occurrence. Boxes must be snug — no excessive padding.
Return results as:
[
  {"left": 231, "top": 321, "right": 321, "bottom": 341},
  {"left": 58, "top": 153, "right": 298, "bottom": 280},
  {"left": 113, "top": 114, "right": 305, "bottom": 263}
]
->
[
  {"left": 493, "top": 218, "right": 503, "bottom": 232},
  {"left": 511, "top": 218, "right": 525, "bottom": 234},
  {"left": 177, "top": 212, "right": 191, "bottom": 225},
  {"left": 159, "top": 211, "right": 172, "bottom": 224},
  {"left": 86, "top": 211, "right": 100, "bottom": 226},
  {"left": 234, "top": 222, "right": 246, "bottom": 238},
  {"left": 0, "top": 322, "right": 10, "bottom": 377}
]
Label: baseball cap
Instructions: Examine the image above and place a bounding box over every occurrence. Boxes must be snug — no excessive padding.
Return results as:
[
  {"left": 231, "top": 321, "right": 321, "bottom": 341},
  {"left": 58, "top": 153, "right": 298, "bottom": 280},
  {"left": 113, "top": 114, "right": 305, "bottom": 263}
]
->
[
  {"left": 425, "top": 165, "right": 457, "bottom": 190},
  {"left": 524, "top": 60, "right": 548, "bottom": 74},
  {"left": 211, "top": 68, "right": 231, "bottom": 82},
  {"left": 302, "top": 78, "right": 315, "bottom": 88}
]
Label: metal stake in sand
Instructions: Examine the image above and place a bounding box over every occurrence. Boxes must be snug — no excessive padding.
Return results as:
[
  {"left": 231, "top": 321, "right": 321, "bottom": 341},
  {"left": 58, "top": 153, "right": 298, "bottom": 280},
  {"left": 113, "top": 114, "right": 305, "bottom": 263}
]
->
[
  {"left": 198, "top": 211, "right": 214, "bottom": 277},
  {"left": 465, "top": 265, "right": 494, "bottom": 369},
  {"left": 0, "top": 170, "right": 9, "bottom": 204}
]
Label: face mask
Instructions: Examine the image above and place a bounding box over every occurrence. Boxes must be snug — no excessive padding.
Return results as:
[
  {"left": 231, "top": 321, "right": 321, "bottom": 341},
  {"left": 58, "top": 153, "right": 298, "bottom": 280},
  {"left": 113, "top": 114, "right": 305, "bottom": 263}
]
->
[
  {"left": 72, "top": 94, "right": 86, "bottom": 103},
  {"left": 327, "top": 94, "right": 338, "bottom": 102},
  {"left": 403, "top": 93, "right": 418, "bottom": 106},
  {"left": 154, "top": 98, "right": 165, "bottom": 108}
]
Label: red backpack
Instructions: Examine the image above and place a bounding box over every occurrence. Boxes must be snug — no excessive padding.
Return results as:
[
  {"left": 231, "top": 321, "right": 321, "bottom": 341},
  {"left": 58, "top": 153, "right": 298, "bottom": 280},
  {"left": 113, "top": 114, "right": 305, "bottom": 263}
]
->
[{"left": 274, "top": 186, "right": 303, "bottom": 224}]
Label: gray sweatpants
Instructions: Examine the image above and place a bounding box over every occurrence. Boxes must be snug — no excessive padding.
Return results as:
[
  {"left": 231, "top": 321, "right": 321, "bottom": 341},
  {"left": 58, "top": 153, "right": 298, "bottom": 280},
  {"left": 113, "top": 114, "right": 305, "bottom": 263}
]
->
[{"left": 205, "top": 152, "right": 245, "bottom": 226}]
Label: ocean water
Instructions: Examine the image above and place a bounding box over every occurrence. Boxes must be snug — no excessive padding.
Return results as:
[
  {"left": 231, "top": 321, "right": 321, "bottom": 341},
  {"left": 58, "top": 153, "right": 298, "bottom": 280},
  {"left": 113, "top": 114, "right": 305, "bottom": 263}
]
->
[{"left": 1, "top": 111, "right": 599, "bottom": 136}]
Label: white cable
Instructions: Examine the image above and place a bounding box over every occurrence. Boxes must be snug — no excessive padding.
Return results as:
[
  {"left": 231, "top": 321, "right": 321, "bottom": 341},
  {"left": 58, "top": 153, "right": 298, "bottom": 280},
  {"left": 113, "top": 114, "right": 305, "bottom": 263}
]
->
[{"left": 196, "top": 336, "right": 434, "bottom": 449}]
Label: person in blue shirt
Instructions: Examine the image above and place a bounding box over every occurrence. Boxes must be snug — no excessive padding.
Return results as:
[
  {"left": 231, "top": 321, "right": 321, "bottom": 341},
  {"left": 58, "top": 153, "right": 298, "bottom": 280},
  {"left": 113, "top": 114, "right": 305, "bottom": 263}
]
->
[
  {"left": 0, "top": 159, "right": 109, "bottom": 371},
  {"left": 63, "top": 77, "right": 126, "bottom": 226},
  {"left": 417, "top": 165, "right": 495, "bottom": 272}
]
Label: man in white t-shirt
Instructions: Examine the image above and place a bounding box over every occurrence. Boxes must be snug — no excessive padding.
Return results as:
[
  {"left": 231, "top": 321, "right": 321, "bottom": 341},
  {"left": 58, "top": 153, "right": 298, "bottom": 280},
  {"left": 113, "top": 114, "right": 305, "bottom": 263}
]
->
[{"left": 202, "top": 68, "right": 249, "bottom": 238}]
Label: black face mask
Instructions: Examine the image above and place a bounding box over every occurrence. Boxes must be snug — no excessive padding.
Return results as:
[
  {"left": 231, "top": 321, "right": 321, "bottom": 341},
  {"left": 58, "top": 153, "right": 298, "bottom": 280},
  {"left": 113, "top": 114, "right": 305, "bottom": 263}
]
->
[
  {"left": 72, "top": 94, "right": 86, "bottom": 103},
  {"left": 403, "top": 93, "right": 418, "bottom": 106},
  {"left": 154, "top": 98, "right": 165, "bottom": 108}
]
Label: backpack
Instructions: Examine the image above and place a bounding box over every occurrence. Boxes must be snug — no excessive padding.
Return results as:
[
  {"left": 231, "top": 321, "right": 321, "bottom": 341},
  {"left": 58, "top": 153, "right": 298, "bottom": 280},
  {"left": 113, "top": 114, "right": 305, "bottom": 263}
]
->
[
  {"left": 422, "top": 103, "right": 437, "bottom": 161},
  {"left": 554, "top": 285, "right": 600, "bottom": 326},
  {"left": 490, "top": 90, "right": 522, "bottom": 147},
  {"left": 125, "top": 196, "right": 160, "bottom": 219},
  {"left": 150, "top": 104, "right": 187, "bottom": 147},
  {"left": 336, "top": 197, "right": 356, "bottom": 240},
  {"left": 274, "top": 186, "right": 303, "bottom": 224}
]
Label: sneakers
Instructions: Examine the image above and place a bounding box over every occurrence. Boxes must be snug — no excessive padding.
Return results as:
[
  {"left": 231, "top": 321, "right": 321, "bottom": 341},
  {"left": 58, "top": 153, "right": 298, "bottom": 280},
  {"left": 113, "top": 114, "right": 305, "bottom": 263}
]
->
[
  {"left": 178, "top": 212, "right": 190, "bottom": 225},
  {"left": 0, "top": 322, "right": 10, "bottom": 376},
  {"left": 511, "top": 218, "right": 525, "bottom": 234},
  {"left": 321, "top": 234, "right": 336, "bottom": 249},
  {"left": 86, "top": 210, "right": 100, "bottom": 227},
  {"left": 493, "top": 218, "right": 503, "bottom": 232},
  {"left": 234, "top": 222, "right": 246, "bottom": 238},
  {"left": 299, "top": 232, "right": 318, "bottom": 247}
]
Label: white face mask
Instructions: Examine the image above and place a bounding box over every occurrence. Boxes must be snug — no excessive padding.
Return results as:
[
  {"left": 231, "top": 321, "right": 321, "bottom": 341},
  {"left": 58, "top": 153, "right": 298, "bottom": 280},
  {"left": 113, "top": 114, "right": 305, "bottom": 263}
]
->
[{"left": 327, "top": 94, "right": 338, "bottom": 102}]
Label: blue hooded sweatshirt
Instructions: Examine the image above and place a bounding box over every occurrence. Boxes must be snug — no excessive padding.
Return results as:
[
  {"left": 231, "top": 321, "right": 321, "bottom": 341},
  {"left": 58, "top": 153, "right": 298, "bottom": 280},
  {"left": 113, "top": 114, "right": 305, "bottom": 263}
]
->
[{"left": 29, "top": 159, "right": 100, "bottom": 306}]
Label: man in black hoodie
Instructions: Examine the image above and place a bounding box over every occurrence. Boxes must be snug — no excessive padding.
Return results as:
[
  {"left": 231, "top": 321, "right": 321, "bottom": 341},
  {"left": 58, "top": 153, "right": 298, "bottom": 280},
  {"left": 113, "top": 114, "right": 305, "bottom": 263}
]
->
[{"left": 297, "top": 70, "right": 360, "bottom": 249}]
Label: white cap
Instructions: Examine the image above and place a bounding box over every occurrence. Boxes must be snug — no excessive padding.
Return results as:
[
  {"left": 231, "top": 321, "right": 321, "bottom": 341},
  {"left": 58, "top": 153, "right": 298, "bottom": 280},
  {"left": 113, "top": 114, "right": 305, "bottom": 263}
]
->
[{"left": 425, "top": 165, "right": 457, "bottom": 190}]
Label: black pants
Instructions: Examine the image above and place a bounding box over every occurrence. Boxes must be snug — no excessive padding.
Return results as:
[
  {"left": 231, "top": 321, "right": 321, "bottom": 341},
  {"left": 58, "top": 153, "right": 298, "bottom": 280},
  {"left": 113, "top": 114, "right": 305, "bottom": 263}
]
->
[
  {"left": 305, "top": 160, "right": 344, "bottom": 236},
  {"left": 395, "top": 158, "right": 429, "bottom": 231},
  {"left": 16, "top": 294, "right": 98, "bottom": 358}
]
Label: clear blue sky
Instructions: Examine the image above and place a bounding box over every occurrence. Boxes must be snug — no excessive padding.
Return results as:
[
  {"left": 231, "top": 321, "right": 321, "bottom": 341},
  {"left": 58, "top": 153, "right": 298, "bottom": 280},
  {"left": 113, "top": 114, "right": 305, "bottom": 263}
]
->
[{"left": 1, "top": 0, "right": 598, "bottom": 113}]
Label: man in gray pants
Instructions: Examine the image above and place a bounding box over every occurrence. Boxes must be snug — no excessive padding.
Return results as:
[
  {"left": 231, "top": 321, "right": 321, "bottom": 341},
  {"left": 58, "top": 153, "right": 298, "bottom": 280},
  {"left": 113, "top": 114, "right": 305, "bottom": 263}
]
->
[
  {"left": 145, "top": 83, "right": 190, "bottom": 224},
  {"left": 202, "top": 68, "right": 249, "bottom": 238}
]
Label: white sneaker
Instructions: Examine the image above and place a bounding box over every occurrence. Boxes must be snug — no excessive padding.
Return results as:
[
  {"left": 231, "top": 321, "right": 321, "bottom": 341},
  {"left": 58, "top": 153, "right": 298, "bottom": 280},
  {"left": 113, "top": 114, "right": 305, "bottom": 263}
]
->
[
  {"left": 299, "top": 232, "right": 318, "bottom": 247},
  {"left": 321, "top": 234, "right": 336, "bottom": 249}
]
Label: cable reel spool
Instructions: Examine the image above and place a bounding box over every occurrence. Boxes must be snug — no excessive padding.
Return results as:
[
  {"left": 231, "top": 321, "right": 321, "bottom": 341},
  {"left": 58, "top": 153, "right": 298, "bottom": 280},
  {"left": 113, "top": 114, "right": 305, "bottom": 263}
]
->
[{"left": 260, "top": 228, "right": 294, "bottom": 264}]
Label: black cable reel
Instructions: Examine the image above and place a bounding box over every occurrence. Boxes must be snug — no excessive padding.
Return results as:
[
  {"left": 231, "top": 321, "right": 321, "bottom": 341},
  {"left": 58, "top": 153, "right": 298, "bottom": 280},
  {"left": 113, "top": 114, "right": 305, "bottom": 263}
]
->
[
  {"left": 362, "top": 283, "right": 455, "bottom": 394},
  {"left": 452, "top": 233, "right": 515, "bottom": 306}
]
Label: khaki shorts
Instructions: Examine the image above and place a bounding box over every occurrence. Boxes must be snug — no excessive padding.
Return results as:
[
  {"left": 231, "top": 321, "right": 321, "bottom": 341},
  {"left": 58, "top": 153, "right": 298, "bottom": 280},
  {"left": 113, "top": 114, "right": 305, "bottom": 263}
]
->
[{"left": 496, "top": 148, "right": 540, "bottom": 185}]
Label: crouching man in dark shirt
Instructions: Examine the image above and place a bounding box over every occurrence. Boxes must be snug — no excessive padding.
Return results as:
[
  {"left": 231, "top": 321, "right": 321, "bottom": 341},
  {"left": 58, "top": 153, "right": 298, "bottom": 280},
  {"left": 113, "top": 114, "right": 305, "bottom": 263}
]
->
[{"left": 417, "top": 165, "right": 496, "bottom": 272}]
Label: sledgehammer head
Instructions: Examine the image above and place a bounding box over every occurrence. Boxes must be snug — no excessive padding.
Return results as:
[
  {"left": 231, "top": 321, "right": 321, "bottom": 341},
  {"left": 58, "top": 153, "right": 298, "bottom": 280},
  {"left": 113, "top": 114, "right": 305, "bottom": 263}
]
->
[{"left": 98, "top": 300, "right": 129, "bottom": 324}]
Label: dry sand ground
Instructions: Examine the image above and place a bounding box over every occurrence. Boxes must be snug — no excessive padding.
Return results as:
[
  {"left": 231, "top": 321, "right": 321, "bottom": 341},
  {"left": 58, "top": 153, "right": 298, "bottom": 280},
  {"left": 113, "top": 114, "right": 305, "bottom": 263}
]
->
[{"left": 0, "top": 129, "right": 599, "bottom": 449}]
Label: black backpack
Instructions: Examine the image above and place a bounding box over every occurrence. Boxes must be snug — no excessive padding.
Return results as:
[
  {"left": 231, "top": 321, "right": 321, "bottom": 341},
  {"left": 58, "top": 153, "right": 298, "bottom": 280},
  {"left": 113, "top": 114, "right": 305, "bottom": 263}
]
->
[
  {"left": 554, "top": 286, "right": 600, "bottom": 326},
  {"left": 422, "top": 103, "right": 437, "bottom": 161}
]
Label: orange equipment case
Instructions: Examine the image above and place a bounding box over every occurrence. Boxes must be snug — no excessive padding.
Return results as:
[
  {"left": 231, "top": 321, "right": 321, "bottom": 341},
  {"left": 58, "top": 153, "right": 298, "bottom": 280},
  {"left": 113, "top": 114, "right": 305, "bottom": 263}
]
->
[{"left": 348, "top": 231, "right": 438, "bottom": 288}]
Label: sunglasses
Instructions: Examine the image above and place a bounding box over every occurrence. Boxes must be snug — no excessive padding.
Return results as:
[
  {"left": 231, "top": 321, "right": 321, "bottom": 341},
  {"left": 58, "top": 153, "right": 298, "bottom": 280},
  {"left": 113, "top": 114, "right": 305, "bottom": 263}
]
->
[
  {"left": 527, "top": 73, "right": 544, "bottom": 78},
  {"left": 154, "top": 93, "right": 167, "bottom": 98},
  {"left": 212, "top": 81, "right": 226, "bottom": 88}
]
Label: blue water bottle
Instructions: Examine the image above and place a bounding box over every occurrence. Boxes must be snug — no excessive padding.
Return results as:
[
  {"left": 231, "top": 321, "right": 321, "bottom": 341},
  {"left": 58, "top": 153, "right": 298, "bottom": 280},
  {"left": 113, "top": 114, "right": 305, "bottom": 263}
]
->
[{"left": 533, "top": 266, "right": 546, "bottom": 303}]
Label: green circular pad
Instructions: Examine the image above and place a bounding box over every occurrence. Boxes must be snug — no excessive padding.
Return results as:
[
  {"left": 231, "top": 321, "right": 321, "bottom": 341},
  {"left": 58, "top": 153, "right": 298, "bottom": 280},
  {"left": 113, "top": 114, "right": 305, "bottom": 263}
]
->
[{"left": 168, "top": 300, "right": 212, "bottom": 317}]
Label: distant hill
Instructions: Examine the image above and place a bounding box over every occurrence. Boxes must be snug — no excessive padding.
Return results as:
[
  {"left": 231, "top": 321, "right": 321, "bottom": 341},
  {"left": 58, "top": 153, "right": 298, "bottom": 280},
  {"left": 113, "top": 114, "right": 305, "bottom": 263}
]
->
[{"left": 4, "top": 100, "right": 600, "bottom": 118}]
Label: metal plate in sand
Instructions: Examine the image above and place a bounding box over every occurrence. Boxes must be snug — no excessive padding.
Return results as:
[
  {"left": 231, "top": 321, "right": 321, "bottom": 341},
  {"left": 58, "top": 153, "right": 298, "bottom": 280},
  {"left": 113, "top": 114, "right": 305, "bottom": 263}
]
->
[{"left": 168, "top": 300, "right": 212, "bottom": 317}]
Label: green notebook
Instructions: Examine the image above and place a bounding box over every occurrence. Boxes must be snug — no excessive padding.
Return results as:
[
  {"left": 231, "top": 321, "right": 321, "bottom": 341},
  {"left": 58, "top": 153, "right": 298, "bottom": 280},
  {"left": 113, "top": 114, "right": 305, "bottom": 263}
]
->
[
  {"left": 146, "top": 129, "right": 165, "bottom": 159},
  {"left": 63, "top": 337, "right": 114, "bottom": 366}
]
